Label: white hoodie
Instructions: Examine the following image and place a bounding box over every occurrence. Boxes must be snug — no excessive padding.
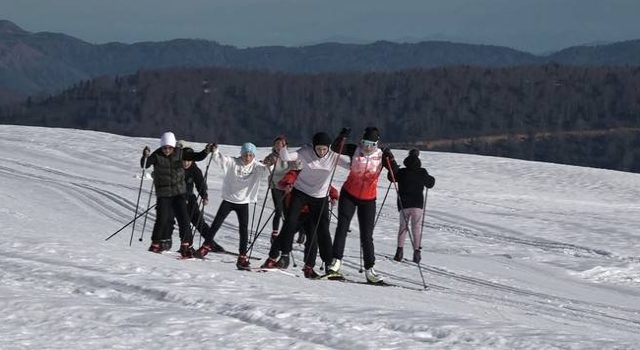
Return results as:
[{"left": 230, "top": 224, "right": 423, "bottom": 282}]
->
[
  {"left": 280, "top": 144, "right": 349, "bottom": 198},
  {"left": 213, "top": 149, "right": 270, "bottom": 204}
]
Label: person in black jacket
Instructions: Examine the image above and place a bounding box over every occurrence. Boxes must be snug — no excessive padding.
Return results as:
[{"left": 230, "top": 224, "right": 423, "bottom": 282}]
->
[
  {"left": 164, "top": 147, "right": 225, "bottom": 253},
  {"left": 392, "top": 149, "right": 435, "bottom": 263},
  {"left": 141, "top": 132, "right": 210, "bottom": 258}
]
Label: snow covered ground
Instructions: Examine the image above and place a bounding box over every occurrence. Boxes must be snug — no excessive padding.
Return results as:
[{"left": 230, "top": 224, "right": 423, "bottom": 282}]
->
[{"left": 1, "top": 125, "right": 640, "bottom": 350}]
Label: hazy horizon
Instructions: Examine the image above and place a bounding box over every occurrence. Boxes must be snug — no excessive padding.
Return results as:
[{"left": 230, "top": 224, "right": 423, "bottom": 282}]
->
[{"left": 2, "top": 0, "right": 640, "bottom": 54}]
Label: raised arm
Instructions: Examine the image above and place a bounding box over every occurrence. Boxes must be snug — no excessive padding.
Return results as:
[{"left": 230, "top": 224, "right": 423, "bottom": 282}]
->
[
  {"left": 331, "top": 127, "right": 356, "bottom": 157},
  {"left": 140, "top": 146, "right": 156, "bottom": 168},
  {"left": 182, "top": 147, "right": 208, "bottom": 162},
  {"left": 279, "top": 145, "right": 300, "bottom": 161}
]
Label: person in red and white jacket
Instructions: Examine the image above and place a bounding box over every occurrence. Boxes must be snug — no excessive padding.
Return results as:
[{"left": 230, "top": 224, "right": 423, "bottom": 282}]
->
[
  {"left": 328, "top": 126, "right": 399, "bottom": 283},
  {"left": 278, "top": 170, "right": 339, "bottom": 278}
]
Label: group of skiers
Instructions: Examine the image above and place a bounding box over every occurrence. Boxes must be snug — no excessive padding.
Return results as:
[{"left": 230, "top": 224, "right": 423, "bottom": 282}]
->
[{"left": 140, "top": 127, "right": 435, "bottom": 283}]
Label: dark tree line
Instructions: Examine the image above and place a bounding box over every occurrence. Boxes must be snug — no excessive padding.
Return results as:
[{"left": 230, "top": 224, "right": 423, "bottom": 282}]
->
[{"left": 2, "top": 63, "right": 640, "bottom": 172}]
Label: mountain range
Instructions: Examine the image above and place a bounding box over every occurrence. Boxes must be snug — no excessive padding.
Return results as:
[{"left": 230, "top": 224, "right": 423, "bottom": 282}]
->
[{"left": 2, "top": 19, "right": 640, "bottom": 101}]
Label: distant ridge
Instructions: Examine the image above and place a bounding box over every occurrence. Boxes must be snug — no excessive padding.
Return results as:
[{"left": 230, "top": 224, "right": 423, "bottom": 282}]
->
[{"left": 2, "top": 19, "right": 640, "bottom": 97}]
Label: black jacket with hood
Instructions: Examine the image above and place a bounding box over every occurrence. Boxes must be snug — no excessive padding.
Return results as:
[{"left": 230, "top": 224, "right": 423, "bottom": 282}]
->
[
  {"left": 141, "top": 147, "right": 208, "bottom": 198},
  {"left": 393, "top": 154, "right": 435, "bottom": 210}
]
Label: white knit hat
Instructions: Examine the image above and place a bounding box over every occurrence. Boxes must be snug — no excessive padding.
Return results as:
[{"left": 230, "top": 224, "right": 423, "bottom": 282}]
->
[{"left": 160, "top": 132, "right": 176, "bottom": 147}]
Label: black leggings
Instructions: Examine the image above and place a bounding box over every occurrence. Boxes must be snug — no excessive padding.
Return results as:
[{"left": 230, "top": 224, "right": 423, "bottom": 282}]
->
[
  {"left": 269, "top": 188, "right": 332, "bottom": 265},
  {"left": 332, "top": 189, "right": 377, "bottom": 269},
  {"left": 204, "top": 200, "right": 249, "bottom": 255},
  {"left": 271, "top": 188, "right": 285, "bottom": 231},
  {"left": 165, "top": 196, "right": 211, "bottom": 241},
  {"left": 299, "top": 212, "right": 321, "bottom": 268},
  {"left": 152, "top": 195, "right": 192, "bottom": 244}
]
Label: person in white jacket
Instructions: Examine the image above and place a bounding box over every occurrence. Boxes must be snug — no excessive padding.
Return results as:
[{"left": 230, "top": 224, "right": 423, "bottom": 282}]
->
[
  {"left": 261, "top": 132, "right": 349, "bottom": 271},
  {"left": 194, "top": 142, "right": 270, "bottom": 269}
]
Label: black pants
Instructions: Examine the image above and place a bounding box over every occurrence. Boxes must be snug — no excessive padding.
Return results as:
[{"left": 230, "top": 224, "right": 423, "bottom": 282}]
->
[
  {"left": 298, "top": 212, "right": 320, "bottom": 268},
  {"left": 152, "top": 195, "right": 193, "bottom": 245},
  {"left": 271, "top": 188, "right": 285, "bottom": 232},
  {"left": 204, "top": 200, "right": 249, "bottom": 255},
  {"left": 332, "top": 189, "right": 377, "bottom": 269},
  {"left": 164, "top": 196, "right": 211, "bottom": 241},
  {"left": 269, "top": 188, "right": 332, "bottom": 265}
]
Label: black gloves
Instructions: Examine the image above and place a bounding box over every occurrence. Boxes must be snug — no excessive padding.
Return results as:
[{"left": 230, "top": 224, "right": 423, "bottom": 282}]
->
[
  {"left": 382, "top": 147, "right": 394, "bottom": 161},
  {"left": 142, "top": 146, "right": 150, "bottom": 157},
  {"left": 205, "top": 143, "right": 217, "bottom": 153},
  {"left": 339, "top": 127, "right": 351, "bottom": 138}
]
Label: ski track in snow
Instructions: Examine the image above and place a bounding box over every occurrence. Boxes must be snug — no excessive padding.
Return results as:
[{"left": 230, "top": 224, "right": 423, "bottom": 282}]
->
[{"left": 1, "top": 126, "right": 640, "bottom": 349}]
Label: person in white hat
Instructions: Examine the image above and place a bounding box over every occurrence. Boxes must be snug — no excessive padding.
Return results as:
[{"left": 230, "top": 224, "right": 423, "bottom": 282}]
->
[{"left": 141, "top": 131, "right": 211, "bottom": 258}]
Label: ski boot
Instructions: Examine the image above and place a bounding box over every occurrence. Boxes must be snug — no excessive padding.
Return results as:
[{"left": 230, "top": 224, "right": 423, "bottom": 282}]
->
[
  {"left": 160, "top": 239, "right": 172, "bottom": 252},
  {"left": 179, "top": 242, "right": 194, "bottom": 259},
  {"left": 327, "top": 258, "right": 343, "bottom": 280},
  {"left": 413, "top": 249, "right": 421, "bottom": 264},
  {"left": 194, "top": 244, "right": 212, "bottom": 259},
  {"left": 276, "top": 254, "right": 290, "bottom": 269},
  {"left": 328, "top": 258, "right": 341, "bottom": 273},
  {"left": 393, "top": 247, "right": 403, "bottom": 262},
  {"left": 148, "top": 242, "right": 162, "bottom": 254},
  {"left": 236, "top": 255, "right": 250, "bottom": 270},
  {"left": 365, "top": 266, "right": 384, "bottom": 284},
  {"left": 261, "top": 257, "right": 278, "bottom": 269},
  {"left": 302, "top": 265, "right": 319, "bottom": 279}
]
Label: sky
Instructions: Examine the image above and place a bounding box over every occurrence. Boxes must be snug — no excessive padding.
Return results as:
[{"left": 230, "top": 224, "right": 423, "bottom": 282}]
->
[
  {"left": 2, "top": 0, "right": 640, "bottom": 54},
  {"left": 2, "top": 125, "right": 640, "bottom": 348}
]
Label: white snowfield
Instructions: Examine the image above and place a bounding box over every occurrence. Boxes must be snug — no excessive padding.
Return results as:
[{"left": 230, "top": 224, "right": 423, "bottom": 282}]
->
[{"left": 1, "top": 125, "right": 640, "bottom": 350}]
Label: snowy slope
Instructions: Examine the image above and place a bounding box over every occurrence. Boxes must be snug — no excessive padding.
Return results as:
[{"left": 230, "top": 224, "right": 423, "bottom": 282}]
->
[{"left": 1, "top": 125, "right": 640, "bottom": 350}]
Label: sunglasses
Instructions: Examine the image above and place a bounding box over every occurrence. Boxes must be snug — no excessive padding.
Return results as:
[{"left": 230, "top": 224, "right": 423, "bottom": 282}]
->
[{"left": 361, "top": 140, "right": 378, "bottom": 147}]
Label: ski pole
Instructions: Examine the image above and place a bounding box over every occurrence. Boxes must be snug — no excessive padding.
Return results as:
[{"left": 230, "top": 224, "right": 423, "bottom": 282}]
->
[
  {"left": 138, "top": 180, "right": 155, "bottom": 242},
  {"left": 290, "top": 249, "right": 297, "bottom": 268},
  {"left": 250, "top": 202, "right": 257, "bottom": 243},
  {"left": 129, "top": 156, "right": 148, "bottom": 246},
  {"left": 247, "top": 209, "right": 276, "bottom": 258},
  {"left": 387, "top": 157, "right": 428, "bottom": 290},
  {"left": 374, "top": 182, "right": 392, "bottom": 228},
  {"left": 106, "top": 204, "right": 157, "bottom": 241},
  {"left": 250, "top": 184, "right": 270, "bottom": 246},
  {"left": 418, "top": 188, "right": 428, "bottom": 251},
  {"left": 247, "top": 181, "right": 288, "bottom": 259},
  {"left": 190, "top": 151, "right": 214, "bottom": 241},
  {"left": 193, "top": 197, "right": 205, "bottom": 246}
]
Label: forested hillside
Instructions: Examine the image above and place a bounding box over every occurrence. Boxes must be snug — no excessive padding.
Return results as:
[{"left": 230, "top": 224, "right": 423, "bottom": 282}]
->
[{"left": 3, "top": 63, "right": 639, "bottom": 172}]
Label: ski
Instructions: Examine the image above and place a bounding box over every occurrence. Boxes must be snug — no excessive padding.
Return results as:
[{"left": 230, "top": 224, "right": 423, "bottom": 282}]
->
[
  {"left": 210, "top": 250, "right": 261, "bottom": 260},
  {"left": 175, "top": 256, "right": 202, "bottom": 261},
  {"left": 238, "top": 266, "right": 300, "bottom": 277},
  {"left": 317, "top": 273, "right": 427, "bottom": 291}
]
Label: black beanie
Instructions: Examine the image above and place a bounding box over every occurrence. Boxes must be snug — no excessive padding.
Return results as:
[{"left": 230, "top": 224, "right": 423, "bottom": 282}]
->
[
  {"left": 312, "top": 132, "right": 332, "bottom": 147},
  {"left": 409, "top": 149, "right": 420, "bottom": 157},
  {"left": 362, "top": 127, "right": 380, "bottom": 142},
  {"left": 403, "top": 154, "right": 421, "bottom": 169}
]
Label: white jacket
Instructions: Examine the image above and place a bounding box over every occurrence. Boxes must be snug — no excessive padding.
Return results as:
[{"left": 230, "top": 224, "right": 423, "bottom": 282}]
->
[
  {"left": 264, "top": 150, "right": 301, "bottom": 188},
  {"left": 280, "top": 144, "right": 349, "bottom": 198},
  {"left": 213, "top": 149, "right": 270, "bottom": 204}
]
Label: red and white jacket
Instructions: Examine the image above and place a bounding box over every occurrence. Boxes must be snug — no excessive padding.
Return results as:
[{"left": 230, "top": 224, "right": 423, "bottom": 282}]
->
[{"left": 342, "top": 146, "right": 385, "bottom": 200}]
